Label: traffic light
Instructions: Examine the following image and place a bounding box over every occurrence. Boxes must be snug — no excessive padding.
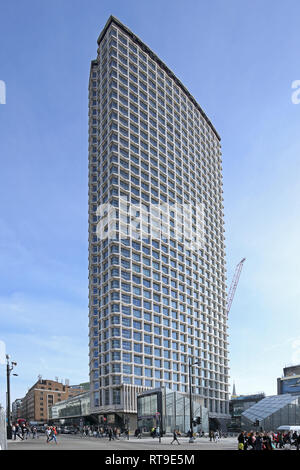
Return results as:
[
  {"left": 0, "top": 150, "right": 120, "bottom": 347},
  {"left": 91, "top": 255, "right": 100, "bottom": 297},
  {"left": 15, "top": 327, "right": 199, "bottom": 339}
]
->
[
  {"left": 196, "top": 417, "right": 202, "bottom": 425},
  {"left": 253, "top": 420, "right": 259, "bottom": 427}
]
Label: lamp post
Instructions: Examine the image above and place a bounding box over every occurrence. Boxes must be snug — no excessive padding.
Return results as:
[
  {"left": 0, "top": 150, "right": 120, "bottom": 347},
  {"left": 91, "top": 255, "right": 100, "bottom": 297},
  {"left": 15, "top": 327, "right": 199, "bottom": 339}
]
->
[
  {"left": 124, "top": 415, "right": 129, "bottom": 440},
  {"left": 155, "top": 411, "right": 161, "bottom": 443},
  {"left": 188, "top": 357, "right": 200, "bottom": 443},
  {"left": 6, "top": 355, "right": 18, "bottom": 440}
]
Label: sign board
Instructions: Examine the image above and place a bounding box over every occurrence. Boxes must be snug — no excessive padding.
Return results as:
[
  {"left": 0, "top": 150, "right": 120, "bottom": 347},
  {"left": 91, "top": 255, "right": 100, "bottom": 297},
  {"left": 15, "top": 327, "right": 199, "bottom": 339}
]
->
[{"left": 281, "top": 377, "right": 300, "bottom": 394}]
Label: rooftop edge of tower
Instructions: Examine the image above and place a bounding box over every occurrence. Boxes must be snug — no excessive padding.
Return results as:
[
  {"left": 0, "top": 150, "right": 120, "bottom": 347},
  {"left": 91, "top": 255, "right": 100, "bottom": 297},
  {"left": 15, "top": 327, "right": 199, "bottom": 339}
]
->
[{"left": 95, "top": 15, "right": 221, "bottom": 142}]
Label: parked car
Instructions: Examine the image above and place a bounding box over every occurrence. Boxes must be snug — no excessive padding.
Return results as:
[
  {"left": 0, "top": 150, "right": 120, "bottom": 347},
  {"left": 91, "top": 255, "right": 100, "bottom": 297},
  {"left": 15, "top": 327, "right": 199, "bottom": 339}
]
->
[
  {"left": 61, "top": 426, "right": 77, "bottom": 434},
  {"left": 61, "top": 426, "right": 73, "bottom": 434}
]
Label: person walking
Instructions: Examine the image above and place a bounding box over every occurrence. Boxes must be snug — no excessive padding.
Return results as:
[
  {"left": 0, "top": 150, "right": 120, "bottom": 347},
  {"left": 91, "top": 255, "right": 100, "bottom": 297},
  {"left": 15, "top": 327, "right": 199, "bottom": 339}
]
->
[
  {"left": 296, "top": 432, "right": 300, "bottom": 451},
  {"left": 48, "top": 426, "right": 58, "bottom": 444},
  {"left": 170, "top": 429, "right": 180, "bottom": 445},
  {"left": 247, "top": 432, "right": 255, "bottom": 450},
  {"left": 46, "top": 426, "right": 51, "bottom": 443},
  {"left": 262, "top": 433, "right": 272, "bottom": 450},
  {"left": 254, "top": 432, "right": 263, "bottom": 450},
  {"left": 15, "top": 423, "right": 23, "bottom": 441},
  {"left": 237, "top": 431, "right": 245, "bottom": 450},
  {"left": 32, "top": 426, "right": 38, "bottom": 439}
]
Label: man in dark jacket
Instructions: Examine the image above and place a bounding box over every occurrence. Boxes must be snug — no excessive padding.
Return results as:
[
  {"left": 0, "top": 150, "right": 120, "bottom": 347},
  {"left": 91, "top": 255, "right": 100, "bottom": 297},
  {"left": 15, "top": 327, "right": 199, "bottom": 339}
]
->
[
  {"left": 171, "top": 429, "right": 180, "bottom": 445},
  {"left": 254, "top": 432, "right": 263, "bottom": 450},
  {"left": 237, "top": 431, "right": 245, "bottom": 450},
  {"left": 295, "top": 433, "right": 300, "bottom": 451}
]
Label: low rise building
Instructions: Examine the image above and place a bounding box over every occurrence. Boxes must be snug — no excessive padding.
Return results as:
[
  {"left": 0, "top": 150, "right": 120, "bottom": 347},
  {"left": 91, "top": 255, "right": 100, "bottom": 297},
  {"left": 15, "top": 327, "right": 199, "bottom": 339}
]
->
[
  {"left": 49, "top": 392, "right": 91, "bottom": 428},
  {"left": 228, "top": 393, "right": 265, "bottom": 432},
  {"left": 277, "top": 365, "right": 300, "bottom": 395},
  {"left": 20, "top": 378, "right": 85, "bottom": 424}
]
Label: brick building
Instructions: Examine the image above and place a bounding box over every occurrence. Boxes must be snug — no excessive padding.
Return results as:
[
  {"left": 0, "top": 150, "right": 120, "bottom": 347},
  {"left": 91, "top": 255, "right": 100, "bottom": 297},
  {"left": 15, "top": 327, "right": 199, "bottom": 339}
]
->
[{"left": 20, "top": 379, "right": 84, "bottom": 424}]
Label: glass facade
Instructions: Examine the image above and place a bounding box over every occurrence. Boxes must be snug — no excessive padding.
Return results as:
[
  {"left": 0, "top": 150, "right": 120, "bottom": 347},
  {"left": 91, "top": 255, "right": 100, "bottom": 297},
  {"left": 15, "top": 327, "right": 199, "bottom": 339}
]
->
[
  {"left": 88, "top": 16, "right": 229, "bottom": 421},
  {"left": 137, "top": 387, "right": 209, "bottom": 434},
  {"left": 241, "top": 394, "right": 300, "bottom": 432},
  {"left": 228, "top": 394, "right": 265, "bottom": 431},
  {"left": 50, "top": 393, "right": 90, "bottom": 421}
]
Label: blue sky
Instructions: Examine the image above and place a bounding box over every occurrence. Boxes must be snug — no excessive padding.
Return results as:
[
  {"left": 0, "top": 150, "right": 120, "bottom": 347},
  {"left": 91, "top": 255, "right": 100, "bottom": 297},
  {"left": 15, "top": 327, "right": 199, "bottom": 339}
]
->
[{"left": 0, "top": 0, "right": 300, "bottom": 404}]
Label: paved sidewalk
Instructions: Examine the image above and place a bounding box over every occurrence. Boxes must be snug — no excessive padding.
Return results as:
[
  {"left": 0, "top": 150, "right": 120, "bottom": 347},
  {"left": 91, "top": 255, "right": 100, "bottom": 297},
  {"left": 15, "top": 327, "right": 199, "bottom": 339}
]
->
[{"left": 7, "top": 434, "right": 238, "bottom": 451}]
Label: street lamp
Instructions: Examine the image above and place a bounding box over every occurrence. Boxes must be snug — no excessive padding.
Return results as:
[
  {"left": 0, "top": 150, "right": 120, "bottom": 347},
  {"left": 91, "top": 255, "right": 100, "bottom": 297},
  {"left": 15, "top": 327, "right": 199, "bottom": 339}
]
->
[
  {"left": 188, "top": 357, "right": 201, "bottom": 443},
  {"left": 6, "top": 355, "right": 17, "bottom": 440}
]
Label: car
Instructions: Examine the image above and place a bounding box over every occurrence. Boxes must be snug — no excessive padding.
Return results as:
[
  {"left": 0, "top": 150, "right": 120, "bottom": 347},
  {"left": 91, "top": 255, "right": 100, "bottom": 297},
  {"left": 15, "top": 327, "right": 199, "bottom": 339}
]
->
[
  {"left": 61, "top": 427, "right": 73, "bottom": 434},
  {"left": 61, "top": 426, "right": 77, "bottom": 434},
  {"left": 36, "top": 426, "right": 46, "bottom": 433}
]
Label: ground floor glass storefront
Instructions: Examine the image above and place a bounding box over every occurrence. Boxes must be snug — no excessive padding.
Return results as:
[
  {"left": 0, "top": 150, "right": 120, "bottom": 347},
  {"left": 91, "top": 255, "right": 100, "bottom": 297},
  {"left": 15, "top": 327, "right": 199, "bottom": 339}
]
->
[
  {"left": 49, "top": 392, "right": 93, "bottom": 427},
  {"left": 137, "top": 387, "right": 209, "bottom": 434}
]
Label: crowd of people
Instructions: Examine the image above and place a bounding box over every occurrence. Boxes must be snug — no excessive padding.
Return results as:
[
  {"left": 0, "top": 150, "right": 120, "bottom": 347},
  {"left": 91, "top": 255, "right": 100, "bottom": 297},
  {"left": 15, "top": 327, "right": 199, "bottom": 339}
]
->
[
  {"left": 11, "top": 422, "right": 128, "bottom": 444},
  {"left": 80, "top": 425, "right": 125, "bottom": 439},
  {"left": 14, "top": 420, "right": 300, "bottom": 450},
  {"left": 12, "top": 423, "right": 38, "bottom": 440},
  {"left": 237, "top": 430, "right": 300, "bottom": 450},
  {"left": 209, "top": 430, "right": 221, "bottom": 442}
]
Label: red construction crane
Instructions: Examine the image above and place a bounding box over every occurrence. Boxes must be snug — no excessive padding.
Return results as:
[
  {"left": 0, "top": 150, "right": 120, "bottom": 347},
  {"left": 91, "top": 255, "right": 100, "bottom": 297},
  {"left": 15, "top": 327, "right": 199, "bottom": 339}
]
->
[{"left": 226, "top": 258, "right": 246, "bottom": 316}]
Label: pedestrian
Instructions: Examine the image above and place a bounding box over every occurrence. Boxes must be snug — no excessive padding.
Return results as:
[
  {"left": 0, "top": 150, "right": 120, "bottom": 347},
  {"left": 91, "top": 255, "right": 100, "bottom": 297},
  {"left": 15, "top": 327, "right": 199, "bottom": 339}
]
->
[
  {"left": 170, "top": 429, "right": 180, "bottom": 445},
  {"left": 108, "top": 428, "right": 114, "bottom": 441},
  {"left": 296, "top": 433, "right": 300, "bottom": 451},
  {"left": 237, "top": 431, "right": 245, "bottom": 451},
  {"left": 262, "top": 432, "right": 272, "bottom": 451},
  {"left": 12, "top": 424, "right": 16, "bottom": 440},
  {"left": 46, "top": 426, "right": 51, "bottom": 443},
  {"left": 15, "top": 424, "right": 23, "bottom": 440},
  {"left": 32, "top": 426, "right": 38, "bottom": 439},
  {"left": 283, "top": 432, "right": 292, "bottom": 449},
  {"left": 48, "top": 426, "right": 58, "bottom": 444},
  {"left": 254, "top": 432, "right": 263, "bottom": 450},
  {"left": 247, "top": 432, "right": 255, "bottom": 450}
]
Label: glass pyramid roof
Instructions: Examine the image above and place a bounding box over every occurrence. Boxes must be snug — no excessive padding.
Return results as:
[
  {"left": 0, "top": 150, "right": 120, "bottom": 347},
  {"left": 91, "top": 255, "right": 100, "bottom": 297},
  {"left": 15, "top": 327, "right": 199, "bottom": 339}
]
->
[{"left": 242, "top": 394, "right": 300, "bottom": 421}]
